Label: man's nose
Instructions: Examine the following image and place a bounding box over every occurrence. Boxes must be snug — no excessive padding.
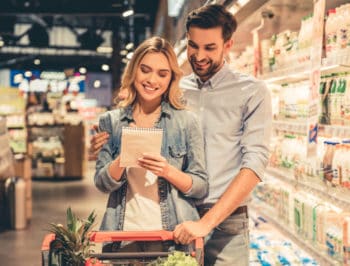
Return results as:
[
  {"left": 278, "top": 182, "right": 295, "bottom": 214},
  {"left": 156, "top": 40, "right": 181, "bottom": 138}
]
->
[{"left": 195, "top": 49, "right": 206, "bottom": 61}]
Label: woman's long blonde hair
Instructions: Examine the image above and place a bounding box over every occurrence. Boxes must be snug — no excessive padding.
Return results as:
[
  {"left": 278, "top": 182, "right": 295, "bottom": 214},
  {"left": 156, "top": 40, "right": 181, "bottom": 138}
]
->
[{"left": 116, "top": 36, "right": 185, "bottom": 109}]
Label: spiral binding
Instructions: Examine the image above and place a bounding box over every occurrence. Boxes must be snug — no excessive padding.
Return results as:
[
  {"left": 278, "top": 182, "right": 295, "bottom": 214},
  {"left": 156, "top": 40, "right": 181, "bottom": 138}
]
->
[{"left": 122, "top": 127, "right": 163, "bottom": 134}]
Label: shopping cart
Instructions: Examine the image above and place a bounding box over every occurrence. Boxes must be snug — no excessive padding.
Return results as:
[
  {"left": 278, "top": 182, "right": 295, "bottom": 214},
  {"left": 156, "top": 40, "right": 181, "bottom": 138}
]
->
[{"left": 41, "top": 230, "right": 204, "bottom": 266}]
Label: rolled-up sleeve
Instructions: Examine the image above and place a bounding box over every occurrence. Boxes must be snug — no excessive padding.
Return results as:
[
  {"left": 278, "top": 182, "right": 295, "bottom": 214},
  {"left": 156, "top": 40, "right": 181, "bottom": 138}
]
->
[
  {"left": 183, "top": 112, "right": 208, "bottom": 199},
  {"left": 240, "top": 82, "right": 272, "bottom": 181},
  {"left": 94, "top": 111, "right": 126, "bottom": 193}
]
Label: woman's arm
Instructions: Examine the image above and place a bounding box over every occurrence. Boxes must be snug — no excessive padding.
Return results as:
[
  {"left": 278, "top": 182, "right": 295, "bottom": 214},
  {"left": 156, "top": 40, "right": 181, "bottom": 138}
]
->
[
  {"left": 137, "top": 153, "right": 193, "bottom": 193},
  {"left": 138, "top": 111, "right": 208, "bottom": 198}
]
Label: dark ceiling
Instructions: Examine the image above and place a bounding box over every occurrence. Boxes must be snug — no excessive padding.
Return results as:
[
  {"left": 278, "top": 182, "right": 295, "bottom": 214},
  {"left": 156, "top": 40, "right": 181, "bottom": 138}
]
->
[{"left": 0, "top": 0, "right": 160, "bottom": 71}]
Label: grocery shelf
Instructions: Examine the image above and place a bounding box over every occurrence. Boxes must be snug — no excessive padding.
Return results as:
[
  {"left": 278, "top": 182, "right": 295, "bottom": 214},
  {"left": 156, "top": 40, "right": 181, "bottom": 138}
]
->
[
  {"left": 250, "top": 201, "right": 342, "bottom": 266},
  {"left": 318, "top": 124, "right": 350, "bottom": 138},
  {"left": 266, "top": 167, "right": 350, "bottom": 211},
  {"left": 260, "top": 63, "right": 350, "bottom": 85},
  {"left": 27, "top": 124, "right": 65, "bottom": 128},
  {"left": 320, "top": 63, "right": 350, "bottom": 76},
  {"left": 259, "top": 63, "right": 311, "bottom": 84},
  {"left": 272, "top": 120, "right": 350, "bottom": 137},
  {"left": 272, "top": 120, "right": 308, "bottom": 134}
]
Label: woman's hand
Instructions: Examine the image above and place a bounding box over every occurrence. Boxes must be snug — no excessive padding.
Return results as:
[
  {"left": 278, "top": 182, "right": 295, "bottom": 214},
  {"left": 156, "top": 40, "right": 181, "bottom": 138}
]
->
[{"left": 137, "top": 153, "right": 170, "bottom": 177}]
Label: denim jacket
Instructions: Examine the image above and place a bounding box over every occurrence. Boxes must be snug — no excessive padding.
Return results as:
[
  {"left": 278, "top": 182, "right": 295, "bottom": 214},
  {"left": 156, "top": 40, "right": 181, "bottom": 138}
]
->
[{"left": 94, "top": 101, "right": 208, "bottom": 232}]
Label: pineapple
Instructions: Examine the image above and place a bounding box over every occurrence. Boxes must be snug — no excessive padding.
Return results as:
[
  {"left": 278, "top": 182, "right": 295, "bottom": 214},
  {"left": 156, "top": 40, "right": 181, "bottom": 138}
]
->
[{"left": 48, "top": 207, "right": 96, "bottom": 266}]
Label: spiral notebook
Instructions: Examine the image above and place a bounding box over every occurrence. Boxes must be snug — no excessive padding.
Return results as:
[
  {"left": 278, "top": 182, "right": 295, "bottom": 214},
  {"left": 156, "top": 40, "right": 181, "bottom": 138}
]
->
[{"left": 120, "top": 127, "right": 163, "bottom": 167}]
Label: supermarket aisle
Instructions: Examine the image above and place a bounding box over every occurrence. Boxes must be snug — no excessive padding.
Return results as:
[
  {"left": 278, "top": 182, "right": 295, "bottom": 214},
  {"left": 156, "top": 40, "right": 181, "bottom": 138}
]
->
[
  {"left": 0, "top": 161, "right": 108, "bottom": 266},
  {"left": 0, "top": 160, "right": 319, "bottom": 266}
]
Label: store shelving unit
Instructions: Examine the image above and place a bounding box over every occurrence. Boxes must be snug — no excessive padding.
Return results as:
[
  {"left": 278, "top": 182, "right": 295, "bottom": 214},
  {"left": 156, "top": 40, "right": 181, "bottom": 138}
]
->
[
  {"left": 27, "top": 122, "right": 85, "bottom": 179},
  {"left": 250, "top": 201, "right": 342, "bottom": 266},
  {"left": 249, "top": 0, "right": 350, "bottom": 264},
  {"left": 261, "top": 63, "right": 350, "bottom": 85},
  {"left": 266, "top": 167, "right": 350, "bottom": 211}
]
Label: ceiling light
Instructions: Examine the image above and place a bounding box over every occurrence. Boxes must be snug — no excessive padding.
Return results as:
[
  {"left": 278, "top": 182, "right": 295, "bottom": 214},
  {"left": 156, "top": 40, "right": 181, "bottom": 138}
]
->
[
  {"left": 34, "top": 58, "right": 41, "bottom": 65},
  {"left": 126, "top": 52, "right": 134, "bottom": 60},
  {"left": 122, "top": 58, "right": 129, "bottom": 64},
  {"left": 101, "top": 64, "right": 110, "bottom": 71},
  {"left": 125, "top": 42, "right": 134, "bottom": 50},
  {"left": 0, "top": 39, "right": 4, "bottom": 47},
  {"left": 94, "top": 80, "right": 101, "bottom": 88},
  {"left": 122, "top": 9, "right": 134, "bottom": 17},
  {"left": 97, "top": 46, "right": 113, "bottom": 53},
  {"left": 120, "top": 49, "right": 128, "bottom": 56},
  {"left": 79, "top": 67, "right": 87, "bottom": 74},
  {"left": 24, "top": 71, "right": 32, "bottom": 78}
]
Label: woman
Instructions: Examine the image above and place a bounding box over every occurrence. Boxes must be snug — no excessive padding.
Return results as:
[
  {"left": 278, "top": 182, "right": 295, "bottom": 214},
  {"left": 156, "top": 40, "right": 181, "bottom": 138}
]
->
[{"left": 94, "top": 36, "right": 208, "bottom": 252}]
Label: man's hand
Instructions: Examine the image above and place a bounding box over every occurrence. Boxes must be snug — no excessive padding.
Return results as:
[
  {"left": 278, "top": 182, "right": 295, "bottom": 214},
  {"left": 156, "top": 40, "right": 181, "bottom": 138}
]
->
[
  {"left": 89, "top": 125, "right": 109, "bottom": 160},
  {"left": 173, "top": 220, "right": 212, "bottom": 245}
]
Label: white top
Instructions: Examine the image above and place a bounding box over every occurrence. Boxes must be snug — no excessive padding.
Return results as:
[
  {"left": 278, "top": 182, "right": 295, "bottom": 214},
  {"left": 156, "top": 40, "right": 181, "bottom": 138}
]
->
[{"left": 123, "top": 167, "right": 162, "bottom": 231}]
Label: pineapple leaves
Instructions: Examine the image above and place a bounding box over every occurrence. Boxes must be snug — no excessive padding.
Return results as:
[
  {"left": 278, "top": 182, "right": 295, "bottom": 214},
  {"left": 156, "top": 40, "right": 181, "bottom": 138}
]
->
[{"left": 47, "top": 207, "right": 97, "bottom": 265}]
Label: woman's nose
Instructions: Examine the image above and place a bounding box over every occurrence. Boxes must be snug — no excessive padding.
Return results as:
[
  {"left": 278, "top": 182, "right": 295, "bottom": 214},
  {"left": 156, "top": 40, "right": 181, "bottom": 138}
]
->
[{"left": 148, "top": 72, "right": 158, "bottom": 84}]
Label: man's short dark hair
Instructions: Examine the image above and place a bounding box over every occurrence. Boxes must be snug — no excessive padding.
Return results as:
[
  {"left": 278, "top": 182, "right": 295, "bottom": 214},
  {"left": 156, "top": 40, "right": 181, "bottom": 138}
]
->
[{"left": 186, "top": 4, "right": 237, "bottom": 42}]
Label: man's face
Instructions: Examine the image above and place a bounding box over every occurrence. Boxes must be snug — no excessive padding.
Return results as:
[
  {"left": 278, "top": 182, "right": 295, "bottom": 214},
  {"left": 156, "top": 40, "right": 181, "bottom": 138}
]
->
[{"left": 187, "top": 26, "right": 232, "bottom": 82}]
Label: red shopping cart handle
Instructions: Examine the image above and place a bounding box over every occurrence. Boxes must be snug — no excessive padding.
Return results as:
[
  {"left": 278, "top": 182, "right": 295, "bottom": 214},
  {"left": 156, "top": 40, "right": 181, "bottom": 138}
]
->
[
  {"left": 89, "top": 230, "right": 174, "bottom": 242},
  {"left": 42, "top": 230, "right": 203, "bottom": 251}
]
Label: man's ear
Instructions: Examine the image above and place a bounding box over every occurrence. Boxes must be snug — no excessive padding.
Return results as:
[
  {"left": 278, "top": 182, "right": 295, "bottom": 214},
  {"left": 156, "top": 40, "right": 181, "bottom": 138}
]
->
[{"left": 224, "top": 39, "right": 233, "bottom": 53}]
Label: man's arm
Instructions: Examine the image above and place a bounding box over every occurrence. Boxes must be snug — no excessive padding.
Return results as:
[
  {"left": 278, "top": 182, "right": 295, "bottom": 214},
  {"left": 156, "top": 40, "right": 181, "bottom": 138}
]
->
[
  {"left": 173, "top": 168, "right": 259, "bottom": 244},
  {"left": 88, "top": 125, "right": 109, "bottom": 160}
]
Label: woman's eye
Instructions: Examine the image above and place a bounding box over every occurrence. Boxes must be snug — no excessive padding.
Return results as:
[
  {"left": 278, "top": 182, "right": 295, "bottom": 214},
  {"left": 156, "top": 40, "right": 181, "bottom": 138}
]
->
[
  {"left": 159, "top": 73, "right": 168, "bottom": 78},
  {"left": 141, "top": 67, "right": 150, "bottom": 73}
]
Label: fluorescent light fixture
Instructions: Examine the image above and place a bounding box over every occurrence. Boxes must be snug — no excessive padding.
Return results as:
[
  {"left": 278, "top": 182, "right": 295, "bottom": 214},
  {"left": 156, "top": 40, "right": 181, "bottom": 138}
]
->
[
  {"left": 79, "top": 67, "right": 87, "bottom": 74},
  {"left": 122, "top": 9, "right": 134, "bottom": 17},
  {"left": 34, "top": 58, "right": 41, "bottom": 65},
  {"left": 97, "top": 46, "right": 113, "bottom": 53},
  {"left": 101, "top": 64, "right": 110, "bottom": 71}
]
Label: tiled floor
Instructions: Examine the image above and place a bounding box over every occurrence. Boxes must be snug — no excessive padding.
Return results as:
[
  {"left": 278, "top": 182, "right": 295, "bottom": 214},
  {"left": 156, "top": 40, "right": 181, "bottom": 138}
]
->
[{"left": 0, "top": 161, "right": 108, "bottom": 266}]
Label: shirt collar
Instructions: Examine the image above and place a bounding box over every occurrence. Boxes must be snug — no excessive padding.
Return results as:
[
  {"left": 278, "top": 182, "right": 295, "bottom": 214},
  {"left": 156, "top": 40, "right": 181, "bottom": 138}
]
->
[
  {"left": 119, "top": 100, "right": 172, "bottom": 121},
  {"left": 192, "top": 61, "right": 231, "bottom": 90}
]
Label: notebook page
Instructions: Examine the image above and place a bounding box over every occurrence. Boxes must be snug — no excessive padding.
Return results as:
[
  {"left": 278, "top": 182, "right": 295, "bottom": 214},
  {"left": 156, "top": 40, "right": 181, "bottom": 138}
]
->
[{"left": 120, "top": 127, "right": 163, "bottom": 167}]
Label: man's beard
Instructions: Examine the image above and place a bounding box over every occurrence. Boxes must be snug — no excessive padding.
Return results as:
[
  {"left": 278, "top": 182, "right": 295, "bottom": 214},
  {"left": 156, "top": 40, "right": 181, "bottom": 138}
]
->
[{"left": 190, "top": 56, "right": 222, "bottom": 81}]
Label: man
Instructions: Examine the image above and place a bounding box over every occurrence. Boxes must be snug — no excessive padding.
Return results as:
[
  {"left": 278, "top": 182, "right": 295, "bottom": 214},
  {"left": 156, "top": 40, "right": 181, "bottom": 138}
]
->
[
  {"left": 90, "top": 4, "right": 272, "bottom": 265},
  {"left": 172, "top": 5, "right": 271, "bottom": 265}
]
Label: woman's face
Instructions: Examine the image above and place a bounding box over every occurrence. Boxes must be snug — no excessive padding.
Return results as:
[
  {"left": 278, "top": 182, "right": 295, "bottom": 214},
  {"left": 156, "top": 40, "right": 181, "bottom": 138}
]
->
[{"left": 134, "top": 52, "right": 172, "bottom": 105}]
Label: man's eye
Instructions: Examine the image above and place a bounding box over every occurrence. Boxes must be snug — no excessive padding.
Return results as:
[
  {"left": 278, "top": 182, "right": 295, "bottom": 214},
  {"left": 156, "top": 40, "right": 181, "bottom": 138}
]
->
[
  {"left": 206, "top": 47, "right": 215, "bottom": 51},
  {"left": 188, "top": 42, "right": 197, "bottom": 48}
]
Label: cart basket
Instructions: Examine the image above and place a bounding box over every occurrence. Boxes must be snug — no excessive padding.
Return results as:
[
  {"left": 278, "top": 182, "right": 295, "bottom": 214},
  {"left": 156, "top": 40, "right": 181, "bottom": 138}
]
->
[{"left": 41, "top": 230, "right": 204, "bottom": 266}]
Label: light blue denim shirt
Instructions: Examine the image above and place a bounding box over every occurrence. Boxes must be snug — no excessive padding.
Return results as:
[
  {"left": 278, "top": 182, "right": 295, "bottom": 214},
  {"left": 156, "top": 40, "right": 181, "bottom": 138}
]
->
[
  {"left": 94, "top": 101, "right": 208, "bottom": 232},
  {"left": 180, "top": 63, "right": 272, "bottom": 206}
]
